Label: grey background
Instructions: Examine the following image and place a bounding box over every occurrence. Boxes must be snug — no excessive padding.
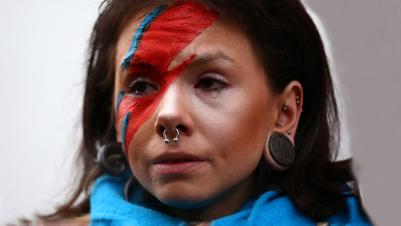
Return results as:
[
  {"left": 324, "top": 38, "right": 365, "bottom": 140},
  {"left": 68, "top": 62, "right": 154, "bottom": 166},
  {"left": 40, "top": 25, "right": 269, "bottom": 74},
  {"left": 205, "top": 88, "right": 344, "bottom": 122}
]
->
[
  {"left": 302, "top": 1, "right": 401, "bottom": 225},
  {"left": 0, "top": 0, "right": 400, "bottom": 225}
]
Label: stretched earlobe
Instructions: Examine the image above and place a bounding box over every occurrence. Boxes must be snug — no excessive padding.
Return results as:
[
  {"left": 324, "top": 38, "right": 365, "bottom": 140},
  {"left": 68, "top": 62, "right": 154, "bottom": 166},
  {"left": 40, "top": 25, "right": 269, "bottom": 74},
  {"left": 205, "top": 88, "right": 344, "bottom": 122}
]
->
[
  {"left": 263, "top": 132, "right": 295, "bottom": 171},
  {"left": 96, "top": 142, "right": 128, "bottom": 177}
]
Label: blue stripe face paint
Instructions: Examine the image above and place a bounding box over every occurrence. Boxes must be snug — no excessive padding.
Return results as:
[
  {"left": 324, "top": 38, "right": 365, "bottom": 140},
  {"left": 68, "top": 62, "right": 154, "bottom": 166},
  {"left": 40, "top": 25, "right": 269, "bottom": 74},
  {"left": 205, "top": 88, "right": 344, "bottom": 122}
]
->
[
  {"left": 120, "top": 5, "right": 166, "bottom": 68},
  {"left": 116, "top": 91, "right": 125, "bottom": 117},
  {"left": 121, "top": 112, "right": 131, "bottom": 153},
  {"left": 116, "top": 2, "right": 219, "bottom": 153}
]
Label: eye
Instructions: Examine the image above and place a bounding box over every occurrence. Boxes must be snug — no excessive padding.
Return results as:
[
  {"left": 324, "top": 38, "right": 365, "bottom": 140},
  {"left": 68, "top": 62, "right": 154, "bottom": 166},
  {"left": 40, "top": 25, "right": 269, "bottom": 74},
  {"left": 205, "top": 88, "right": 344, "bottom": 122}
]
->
[
  {"left": 195, "top": 73, "right": 228, "bottom": 91},
  {"left": 128, "top": 77, "right": 158, "bottom": 96}
]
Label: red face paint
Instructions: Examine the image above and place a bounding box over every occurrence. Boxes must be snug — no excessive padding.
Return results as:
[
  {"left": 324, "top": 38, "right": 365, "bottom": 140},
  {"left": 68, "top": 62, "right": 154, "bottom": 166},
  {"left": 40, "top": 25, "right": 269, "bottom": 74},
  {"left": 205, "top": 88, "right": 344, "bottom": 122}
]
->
[{"left": 118, "top": 1, "right": 219, "bottom": 152}]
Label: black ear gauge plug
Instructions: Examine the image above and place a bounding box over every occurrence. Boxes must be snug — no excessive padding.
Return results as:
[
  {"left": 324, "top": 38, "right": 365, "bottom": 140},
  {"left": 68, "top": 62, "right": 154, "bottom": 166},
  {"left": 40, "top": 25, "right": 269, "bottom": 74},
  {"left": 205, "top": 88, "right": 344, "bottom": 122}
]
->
[
  {"left": 264, "top": 132, "right": 295, "bottom": 171},
  {"left": 96, "top": 142, "right": 128, "bottom": 177}
]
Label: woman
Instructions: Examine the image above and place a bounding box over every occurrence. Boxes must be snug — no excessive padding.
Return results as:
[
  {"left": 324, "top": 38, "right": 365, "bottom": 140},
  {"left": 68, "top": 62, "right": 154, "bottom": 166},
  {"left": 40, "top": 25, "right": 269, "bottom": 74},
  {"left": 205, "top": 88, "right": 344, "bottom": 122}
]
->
[{"left": 25, "top": 0, "right": 372, "bottom": 225}]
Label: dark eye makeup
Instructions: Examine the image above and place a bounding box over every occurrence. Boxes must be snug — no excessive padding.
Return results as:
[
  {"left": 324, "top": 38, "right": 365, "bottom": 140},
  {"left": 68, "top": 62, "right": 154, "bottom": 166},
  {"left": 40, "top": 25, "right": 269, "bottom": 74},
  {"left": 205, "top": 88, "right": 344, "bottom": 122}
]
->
[
  {"left": 195, "top": 72, "right": 228, "bottom": 92},
  {"left": 125, "top": 71, "right": 229, "bottom": 97},
  {"left": 128, "top": 77, "right": 159, "bottom": 96}
]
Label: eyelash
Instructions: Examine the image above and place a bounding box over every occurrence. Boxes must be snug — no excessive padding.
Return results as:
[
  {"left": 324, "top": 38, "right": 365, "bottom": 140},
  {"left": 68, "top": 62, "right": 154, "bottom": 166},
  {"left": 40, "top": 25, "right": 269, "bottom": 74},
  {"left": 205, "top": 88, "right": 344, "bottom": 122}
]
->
[
  {"left": 127, "top": 73, "right": 228, "bottom": 96},
  {"left": 195, "top": 73, "right": 228, "bottom": 92},
  {"left": 128, "top": 77, "right": 158, "bottom": 96}
]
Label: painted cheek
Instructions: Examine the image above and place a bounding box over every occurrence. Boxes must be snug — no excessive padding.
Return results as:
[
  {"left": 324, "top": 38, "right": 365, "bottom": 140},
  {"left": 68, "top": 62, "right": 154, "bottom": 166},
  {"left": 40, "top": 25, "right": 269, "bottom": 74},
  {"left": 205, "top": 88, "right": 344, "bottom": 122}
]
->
[
  {"left": 118, "top": 56, "right": 195, "bottom": 153},
  {"left": 117, "top": 1, "right": 219, "bottom": 153}
]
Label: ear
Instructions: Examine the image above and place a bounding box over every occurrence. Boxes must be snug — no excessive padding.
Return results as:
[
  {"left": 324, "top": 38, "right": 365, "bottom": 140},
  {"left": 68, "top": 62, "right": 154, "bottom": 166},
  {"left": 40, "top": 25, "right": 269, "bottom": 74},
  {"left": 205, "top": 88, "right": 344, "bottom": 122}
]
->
[
  {"left": 263, "top": 81, "right": 303, "bottom": 171},
  {"left": 273, "top": 81, "right": 303, "bottom": 143}
]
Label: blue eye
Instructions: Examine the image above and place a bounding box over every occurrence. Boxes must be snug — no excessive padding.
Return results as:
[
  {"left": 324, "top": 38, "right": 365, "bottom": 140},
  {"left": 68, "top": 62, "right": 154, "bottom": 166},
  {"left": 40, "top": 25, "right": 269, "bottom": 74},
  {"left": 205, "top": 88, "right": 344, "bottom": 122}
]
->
[
  {"left": 129, "top": 78, "right": 158, "bottom": 96},
  {"left": 195, "top": 74, "right": 227, "bottom": 91}
]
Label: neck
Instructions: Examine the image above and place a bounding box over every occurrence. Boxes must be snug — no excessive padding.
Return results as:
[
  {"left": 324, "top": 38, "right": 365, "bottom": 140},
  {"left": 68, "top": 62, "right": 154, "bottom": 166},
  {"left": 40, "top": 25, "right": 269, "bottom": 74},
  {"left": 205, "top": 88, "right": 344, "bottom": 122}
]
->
[{"left": 166, "top": 174, "right": 256, "bottom": 222}]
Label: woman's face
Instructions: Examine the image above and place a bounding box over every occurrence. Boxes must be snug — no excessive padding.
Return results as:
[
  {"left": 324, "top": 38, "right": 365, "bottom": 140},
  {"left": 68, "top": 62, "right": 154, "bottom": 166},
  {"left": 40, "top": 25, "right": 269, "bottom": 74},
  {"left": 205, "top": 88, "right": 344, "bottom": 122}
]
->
[{"left": 114, "top": 3, "right": 279, "bottom": 213}]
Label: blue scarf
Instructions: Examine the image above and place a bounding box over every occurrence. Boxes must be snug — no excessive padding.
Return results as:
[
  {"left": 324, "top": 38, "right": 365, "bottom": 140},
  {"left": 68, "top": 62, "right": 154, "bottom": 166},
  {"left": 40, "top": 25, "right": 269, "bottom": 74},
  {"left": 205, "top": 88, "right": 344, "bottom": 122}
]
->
[{"left": 90, "top": 172, "right": 371, "bottom": 226}]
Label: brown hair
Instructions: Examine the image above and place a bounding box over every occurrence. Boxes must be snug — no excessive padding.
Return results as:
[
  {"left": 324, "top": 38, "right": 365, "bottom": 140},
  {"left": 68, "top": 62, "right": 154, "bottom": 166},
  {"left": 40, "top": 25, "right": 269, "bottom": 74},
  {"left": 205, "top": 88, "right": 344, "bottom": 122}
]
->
[{"left": 39, "top": 0, "right": 369, "bottom": 222}]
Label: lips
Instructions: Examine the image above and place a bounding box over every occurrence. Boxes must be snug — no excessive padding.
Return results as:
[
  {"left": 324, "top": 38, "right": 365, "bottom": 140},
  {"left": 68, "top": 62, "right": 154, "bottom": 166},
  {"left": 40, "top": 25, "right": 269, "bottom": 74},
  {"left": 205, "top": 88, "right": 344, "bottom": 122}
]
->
[
  {"left": 151, "top": 152, "right": 207, "bottom": 174},
  {"left": 151, "top": 152, "right": 204, "bottom": 164}
]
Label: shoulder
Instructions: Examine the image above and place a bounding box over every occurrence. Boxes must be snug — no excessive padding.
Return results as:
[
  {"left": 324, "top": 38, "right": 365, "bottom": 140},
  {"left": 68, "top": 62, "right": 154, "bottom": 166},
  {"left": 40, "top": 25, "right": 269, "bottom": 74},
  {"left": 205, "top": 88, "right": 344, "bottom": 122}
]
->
[{"left": 34, "top": 214, "right": 90, "bottom": 226}]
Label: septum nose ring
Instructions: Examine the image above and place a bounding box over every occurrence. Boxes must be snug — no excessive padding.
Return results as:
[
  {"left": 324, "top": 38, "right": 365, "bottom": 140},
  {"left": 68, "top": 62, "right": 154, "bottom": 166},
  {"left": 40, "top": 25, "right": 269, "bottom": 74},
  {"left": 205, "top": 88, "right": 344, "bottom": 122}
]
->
[{"left": 163, "top": 128, "right": 180, "bottom": 144}]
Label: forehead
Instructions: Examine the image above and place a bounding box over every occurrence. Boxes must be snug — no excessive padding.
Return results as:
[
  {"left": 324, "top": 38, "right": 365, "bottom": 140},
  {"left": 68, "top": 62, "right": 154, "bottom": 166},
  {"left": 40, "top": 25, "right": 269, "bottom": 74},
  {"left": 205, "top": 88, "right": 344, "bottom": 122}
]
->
[
  {"left": 115, "top": 10, "right": 152, "bottom": 68},
  {"left": 116, "top": 2, "right": 218, "bottom": 70},
  {"left": 115, "top": 3, "right": 258, "bottom": 76}
]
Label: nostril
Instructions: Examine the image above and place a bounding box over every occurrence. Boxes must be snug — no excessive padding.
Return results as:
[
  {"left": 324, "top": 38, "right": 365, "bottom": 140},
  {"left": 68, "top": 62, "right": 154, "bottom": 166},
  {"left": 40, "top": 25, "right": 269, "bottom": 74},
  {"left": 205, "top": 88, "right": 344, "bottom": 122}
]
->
[
  {"left": 158, "top": 126, "right": 166, "bottom": 136},
  {"left": 156, "top": 124, "right": 189, "bottom": 140},
  {"left": 176, "top": 124, "right": 187, "bottom": 133}
]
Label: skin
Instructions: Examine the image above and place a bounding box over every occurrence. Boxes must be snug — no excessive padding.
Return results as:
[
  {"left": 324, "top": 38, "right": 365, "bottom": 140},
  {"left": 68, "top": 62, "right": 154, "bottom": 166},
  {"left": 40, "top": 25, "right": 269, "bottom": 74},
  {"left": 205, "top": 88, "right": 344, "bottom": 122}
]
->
[{"left": 113, "top": 7, "right": 303, "bottom": 222}]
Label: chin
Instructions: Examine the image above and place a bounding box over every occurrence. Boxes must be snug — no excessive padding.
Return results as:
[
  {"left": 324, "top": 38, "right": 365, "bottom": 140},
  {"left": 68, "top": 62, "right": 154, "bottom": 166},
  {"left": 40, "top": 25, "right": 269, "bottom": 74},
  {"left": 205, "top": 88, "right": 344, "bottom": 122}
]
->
[{"left": 154, "top": 184, "right": 218, "bottom": 210}]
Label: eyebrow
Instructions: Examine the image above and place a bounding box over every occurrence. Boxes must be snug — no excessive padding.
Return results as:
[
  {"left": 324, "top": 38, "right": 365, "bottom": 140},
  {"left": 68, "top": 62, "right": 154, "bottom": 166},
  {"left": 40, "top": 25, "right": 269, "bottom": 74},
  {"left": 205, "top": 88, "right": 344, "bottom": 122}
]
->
[
  {"left": 118, "top": 61, "right": 158, "bottom": 83},
  {"left": 119, "top": 50, "right": 235, "bottom": 75},
  {"left": 189, "top": 51, "right": 235, "bottom": 67}
]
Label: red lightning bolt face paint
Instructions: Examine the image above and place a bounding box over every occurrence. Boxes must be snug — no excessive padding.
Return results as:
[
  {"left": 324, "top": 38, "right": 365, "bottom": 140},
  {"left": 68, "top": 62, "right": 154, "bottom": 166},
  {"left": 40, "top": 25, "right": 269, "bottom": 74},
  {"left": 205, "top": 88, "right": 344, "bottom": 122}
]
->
[{"left": 117, "top": 1, "right": 219, "bottom": 153}]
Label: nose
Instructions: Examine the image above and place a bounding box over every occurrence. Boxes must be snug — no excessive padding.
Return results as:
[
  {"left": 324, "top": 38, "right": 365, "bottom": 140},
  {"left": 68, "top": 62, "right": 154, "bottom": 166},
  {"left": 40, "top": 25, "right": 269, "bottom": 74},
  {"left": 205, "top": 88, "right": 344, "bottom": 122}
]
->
[{"left": 154, "top": 82, "right": 194, "bottom": 142}]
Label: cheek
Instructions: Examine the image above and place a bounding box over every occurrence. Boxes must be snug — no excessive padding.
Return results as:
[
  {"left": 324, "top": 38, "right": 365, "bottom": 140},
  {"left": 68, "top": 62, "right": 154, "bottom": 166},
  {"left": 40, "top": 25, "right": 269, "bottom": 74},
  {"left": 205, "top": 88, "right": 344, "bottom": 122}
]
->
[
  {"left": 126, "top": 119, "right": 158, "bottom": 182},
  {"left": 231, "top": 83, "right": 273, "bottom": 150},
  {"left": 117, "top": 95, "right": 162, "bottom": 153},
  {"left": 197, "top": 89, "right": 272, "bottom": 168}
]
